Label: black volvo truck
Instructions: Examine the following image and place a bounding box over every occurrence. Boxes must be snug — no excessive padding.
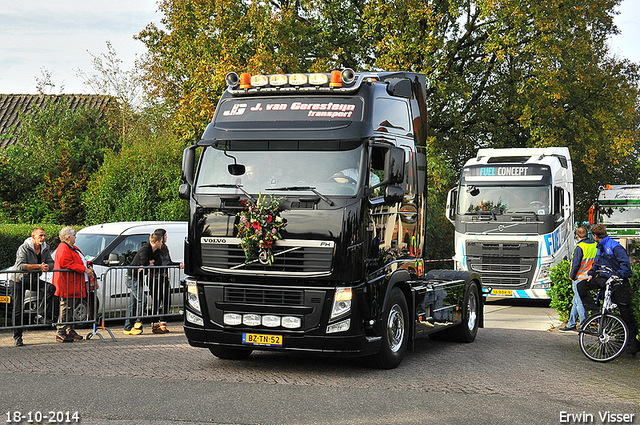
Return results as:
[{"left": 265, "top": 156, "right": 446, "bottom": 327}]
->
[{"left": 179, "top": 69, "right": 482, "bottom": 368}]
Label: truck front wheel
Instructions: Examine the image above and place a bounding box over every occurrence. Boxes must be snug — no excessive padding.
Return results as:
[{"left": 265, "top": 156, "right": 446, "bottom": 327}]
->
[
  {"left": 368, "top": 287, "right": 408, "bottom": 369},
  {"left": 209, "top": 346, "right": 253, "bottom": 360}
]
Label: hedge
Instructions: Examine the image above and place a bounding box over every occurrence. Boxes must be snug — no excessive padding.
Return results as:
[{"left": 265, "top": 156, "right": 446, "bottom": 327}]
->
[
  {"left": 0, "top": 224, "right": 82, "bottom": 269},
  {"left": 549, "top": 258, "right": 640, "bottom": 342}
]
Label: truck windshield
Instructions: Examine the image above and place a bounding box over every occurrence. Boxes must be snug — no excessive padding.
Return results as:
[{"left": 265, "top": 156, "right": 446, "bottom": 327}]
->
[
  {"left": 75, "top": 234, "right": 117, "bottom": 262},
  {"left": 598, "top": 205, "right": 640, "bottom": 224},
  {"left": 458, "top": 184, "right": 551, "bottom": 215},
  {"left": 195, "top": 140, "right": 365, "bottom": 196}
]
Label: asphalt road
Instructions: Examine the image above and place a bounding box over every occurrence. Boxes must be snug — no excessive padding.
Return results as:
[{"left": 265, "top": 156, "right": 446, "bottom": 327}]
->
[{"left": 0, "top": 301, "right": 638, "bottom": 425}]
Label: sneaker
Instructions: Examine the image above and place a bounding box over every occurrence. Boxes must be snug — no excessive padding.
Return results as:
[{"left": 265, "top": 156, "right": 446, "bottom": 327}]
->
[
  {"left": 152, "top": 321, "right": 169, "bottom": 334},
  {"left": 122, "top": 327, "right": 143, "bottom": 335},
  {"left": 55, "top": 333, "right": 74, "bottom": 343},
  {"left": 14, "top": 336, "right": 24, "bottom": 347},
  {"left": 67, "top": 330, "right": 84, "bottom": 341},
  {"left": 133, "top": 321, "right": 143, "bottom": 331},
  {"left": 558, "top": 325, "right": 578, "bottom": 333}
]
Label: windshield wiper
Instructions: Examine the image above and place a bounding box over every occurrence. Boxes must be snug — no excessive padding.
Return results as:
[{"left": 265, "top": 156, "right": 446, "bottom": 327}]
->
[
  {"left": 266, "top": 186, "right": 334, "bottom": 206},
  {"left": 198, "top": 184, "right": 256, "bottom": 203}
]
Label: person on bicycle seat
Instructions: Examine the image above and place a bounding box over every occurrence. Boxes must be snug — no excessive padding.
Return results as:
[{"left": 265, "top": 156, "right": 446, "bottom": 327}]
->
[{"left": 577, "top": 224, "right": 638, "bottom": 355}]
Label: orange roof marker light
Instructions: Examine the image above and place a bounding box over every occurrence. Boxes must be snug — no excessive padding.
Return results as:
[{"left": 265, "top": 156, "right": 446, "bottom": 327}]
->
[
  {"left": 330, "top": 70, "right": 342, "bottom": 88},
  {"left": 239, "top": 73, "right": 252, "bottom": 89}
]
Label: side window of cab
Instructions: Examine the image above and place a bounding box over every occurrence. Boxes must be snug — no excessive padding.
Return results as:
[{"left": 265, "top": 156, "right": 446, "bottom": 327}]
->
[{"left": 371, "top": 98, "right": 412, "bottom": 136}]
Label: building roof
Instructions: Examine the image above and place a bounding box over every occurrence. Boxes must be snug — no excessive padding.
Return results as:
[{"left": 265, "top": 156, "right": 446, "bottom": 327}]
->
[{"left": 0, "top": 94, "right": 114, "bottom": 149}]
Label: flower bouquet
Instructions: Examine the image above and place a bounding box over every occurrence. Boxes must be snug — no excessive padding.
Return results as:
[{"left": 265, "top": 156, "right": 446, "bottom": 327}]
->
[{"left": 236, "top": 194, "right": 286, "bottom": 265}]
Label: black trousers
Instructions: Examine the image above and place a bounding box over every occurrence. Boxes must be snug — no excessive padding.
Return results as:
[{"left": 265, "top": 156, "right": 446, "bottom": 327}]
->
[{"left": 577, "top": 276, "right": 637, "bottom": 338}]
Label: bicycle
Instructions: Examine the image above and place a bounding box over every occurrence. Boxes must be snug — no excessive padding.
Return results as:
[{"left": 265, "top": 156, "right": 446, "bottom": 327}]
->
[{"left": 578, "top": 266, "right": 629, "bottom": 362}]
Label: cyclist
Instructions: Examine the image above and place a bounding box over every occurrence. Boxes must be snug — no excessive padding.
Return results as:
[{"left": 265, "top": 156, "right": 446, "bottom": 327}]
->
[{"left": 577, "top": 224, "right": 638, "bottom": 355}]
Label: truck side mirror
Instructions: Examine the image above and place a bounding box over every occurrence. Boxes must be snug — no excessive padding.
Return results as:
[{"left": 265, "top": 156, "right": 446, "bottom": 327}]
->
[
  {"left": 180, "top": 145, "right": 197, "bottom": 200},
  {"left": 383, "top": 146, "right": 405, "bottom": 185},
  {"left": 182, "top": 145, "right": 197, "bottom": 186},
  {"left": 384, "top": 186, "right": 404, "bottom": 204},
  {"left": 446, "top": 187, "right": 458, "bottom": 223}
]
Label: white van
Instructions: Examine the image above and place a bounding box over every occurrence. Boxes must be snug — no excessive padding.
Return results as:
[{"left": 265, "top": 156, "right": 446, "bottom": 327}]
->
[{"left": 75, "top": 221, "right": 187, "bottom": 317}]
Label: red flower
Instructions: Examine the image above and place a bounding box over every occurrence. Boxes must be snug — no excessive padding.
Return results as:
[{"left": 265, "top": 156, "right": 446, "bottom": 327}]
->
[{"left": 252, "top": 222, "right": 261, "bottom": 230}]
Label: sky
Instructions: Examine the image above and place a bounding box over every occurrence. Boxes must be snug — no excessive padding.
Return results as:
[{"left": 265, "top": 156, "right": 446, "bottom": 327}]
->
[{"left": 0, "top": 0, "right": 639, "bottom": 95}]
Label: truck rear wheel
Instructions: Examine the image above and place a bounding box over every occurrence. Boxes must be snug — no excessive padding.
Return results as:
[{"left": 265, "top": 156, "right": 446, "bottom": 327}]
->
[
  {"left": 449, "top": 282, "right": 480, "bottom": 342},
  {"left": 368, "top": 287, "right": 408, "bottom": 369},
  {"left": 209, "top": 346, "right": 253, "bottom": 360}
]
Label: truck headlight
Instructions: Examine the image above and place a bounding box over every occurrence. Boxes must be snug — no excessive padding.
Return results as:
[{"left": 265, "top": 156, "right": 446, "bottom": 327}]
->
[
  {"left": 186, "top": 279, "right": 201, "bottom": 313},
  {"left": 536, "top": 264, "right": 551, "bottom": 282},
  {"left": 330, "top": 287, "right": 352, "bottom": 320}
]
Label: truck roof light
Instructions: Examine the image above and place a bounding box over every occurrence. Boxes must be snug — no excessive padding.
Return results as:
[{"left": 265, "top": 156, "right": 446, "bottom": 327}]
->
[
  {"left": 225, "top": 72, "right": 240, "bottom": 87},
  {"left": 251, "top": 75, "right": 269, "bottom": 87},
  {"left": 342, "top": 68, "right": 356, "bottom": 84},
  {"left": 309, "top": 73, "right": 329, "bottom": 85},
  {"left": 289, "top": 73, "right": 308, "bottom": 86},
  {"left": 606, "top": 184, "right": 611, "bottom": 190},
  {"left": 239, "top": 73, "right": 252, "bottom": 89},
  {"left": 270, "top": 74, "right": 288, "bottom": 86},
  {"left": 330, "top": 70, "right": 342, "bottom": 88}
]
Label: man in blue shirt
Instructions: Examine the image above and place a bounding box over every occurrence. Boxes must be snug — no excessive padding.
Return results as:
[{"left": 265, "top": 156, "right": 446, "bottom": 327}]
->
[{"left": 577, "top": 224, "right": 638, "bottom": 355}]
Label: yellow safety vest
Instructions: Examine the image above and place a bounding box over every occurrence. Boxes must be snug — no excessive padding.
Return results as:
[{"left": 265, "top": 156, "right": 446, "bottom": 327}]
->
[{"left": 572, "top": 240, "right": 598, "bottom": 279}]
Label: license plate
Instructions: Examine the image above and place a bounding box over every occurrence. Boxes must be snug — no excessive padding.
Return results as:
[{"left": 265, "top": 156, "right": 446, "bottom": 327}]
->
[
  {"left": 242, "top": 333, "right": 282, "bottom": 347},
  {"left": 0, "top": 295, "right": 10, "bottom": 304},
  {"left": 491, "top": 289, "right": 513, "bottom": 297}
]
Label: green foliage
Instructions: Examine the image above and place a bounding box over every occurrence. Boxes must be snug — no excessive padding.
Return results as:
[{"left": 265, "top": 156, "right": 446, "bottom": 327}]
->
[
  {"left": 82, "top": 118, "right": 188, "bottom": 224},
  {"left": 0, "top": 100, "right": 118, "bottom": 224},
  {"left": 548, "top": 259, "right": 573, "bottom": 323},
  {"left": 550, "top": 260, "right": 640, "bottom": 341},
  {"left": 0, "top": 224, "right": 69, "bottom": 269}
]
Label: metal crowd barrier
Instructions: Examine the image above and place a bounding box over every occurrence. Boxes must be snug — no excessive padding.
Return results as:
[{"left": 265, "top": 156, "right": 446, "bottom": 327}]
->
[
  {"left": 95, "top": 265, "right": 184, "bottom": 340},
  {"left": 0, "top": 268, "right": 97, "bottom": 335},
  {"left": 1, "top": 265, "right": 183, "bottom": 342}
]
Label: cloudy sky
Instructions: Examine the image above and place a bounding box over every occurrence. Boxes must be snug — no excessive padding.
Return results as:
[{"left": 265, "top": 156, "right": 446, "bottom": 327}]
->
[{"left": 0, "top": 0, "right": 639, "bottom": 94}]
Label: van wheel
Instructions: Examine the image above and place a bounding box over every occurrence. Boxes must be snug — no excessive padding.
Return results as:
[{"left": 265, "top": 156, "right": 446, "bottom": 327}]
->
[
  {"left": 368, "top": 287, "right": 408, "bottom": 369},
  {"left": 209, "top": 346, "right": 253, "bottom": 360}
]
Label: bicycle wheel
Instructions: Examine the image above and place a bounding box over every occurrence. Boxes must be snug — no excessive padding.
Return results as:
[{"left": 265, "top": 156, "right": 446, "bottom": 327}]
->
[{"left": 579, "top": 313, "right": 628, "bottom": 362}]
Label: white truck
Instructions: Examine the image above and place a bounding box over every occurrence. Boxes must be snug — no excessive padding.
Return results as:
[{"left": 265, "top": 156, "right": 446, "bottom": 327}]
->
[
  {"left": 589, "top": 184, "right": 640, "bottom": 251},
  {"left": 446, "top": 147, "right": 574, "bottom": 299}
]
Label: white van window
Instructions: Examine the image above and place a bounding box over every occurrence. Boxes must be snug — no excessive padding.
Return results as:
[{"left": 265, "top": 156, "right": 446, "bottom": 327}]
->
[
  {"left": 108, "top": 234, "right": 149, "bottom": 265},
  {"left": 75, "top": 234, "right": 117, "bottom": 261}
]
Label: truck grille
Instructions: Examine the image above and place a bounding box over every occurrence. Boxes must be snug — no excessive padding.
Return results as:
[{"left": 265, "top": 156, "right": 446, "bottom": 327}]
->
[
  {"left": 201, "top": 238, "right": 334, "bottom": 276},
  {"left": 224, "top": 287, "right": 304, "bottom": 305},
  {"left": 465, "top": 240, "right": 538, "bottom": 289}
]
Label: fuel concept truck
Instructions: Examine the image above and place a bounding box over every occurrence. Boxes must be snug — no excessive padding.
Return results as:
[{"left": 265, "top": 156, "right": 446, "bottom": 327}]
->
[
  {"left": 446, "top": 148, "right": 574, "bottom": 299},
  {"left": 179, "top": 69, "right": 482, "bottom": 368}
]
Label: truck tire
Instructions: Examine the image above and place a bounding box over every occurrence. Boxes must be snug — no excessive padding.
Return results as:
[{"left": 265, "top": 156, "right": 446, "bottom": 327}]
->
[
  {"left": 367, "top": 287, "right": 408, "bottom": 369},
  {"left": 209, "top": 346, "right": 253, "bottom": 360},
  {"left": 428, "top": 281, "right": 480, "bottom": 342}
]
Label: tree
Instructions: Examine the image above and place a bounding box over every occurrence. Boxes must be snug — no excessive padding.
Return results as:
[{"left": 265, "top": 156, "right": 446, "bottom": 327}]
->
[
  {"left": 363, "top": 0, "right": 640, "bottom": 221},
  {"left": 82, "top": 109, "right": 188, "bottom": 224},
  {"left": 0, "top": 100, "right": 118, "bottom": 224}
]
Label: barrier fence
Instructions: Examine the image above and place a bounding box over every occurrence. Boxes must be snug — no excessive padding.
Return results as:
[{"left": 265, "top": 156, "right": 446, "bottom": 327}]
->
[{"left": 0, "top": 265, "right": 183, "bottom": 342}]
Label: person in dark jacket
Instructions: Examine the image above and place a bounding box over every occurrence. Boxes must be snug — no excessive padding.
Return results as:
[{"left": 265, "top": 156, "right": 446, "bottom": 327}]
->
[
  {"left": 559, "top": 227, "right": 597, "bottom": 332},
  {"left": 10, "top": 227, "right": 55, "bottom": 346},
  {"left": 122, "top": 233, "right": 163, "bottom": 335},
  {"left": 577, "top": 224, "right": 638, "bottom": 355},
  {"left": 149, "top": 229, "right": 184, "bottom": 334}
]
